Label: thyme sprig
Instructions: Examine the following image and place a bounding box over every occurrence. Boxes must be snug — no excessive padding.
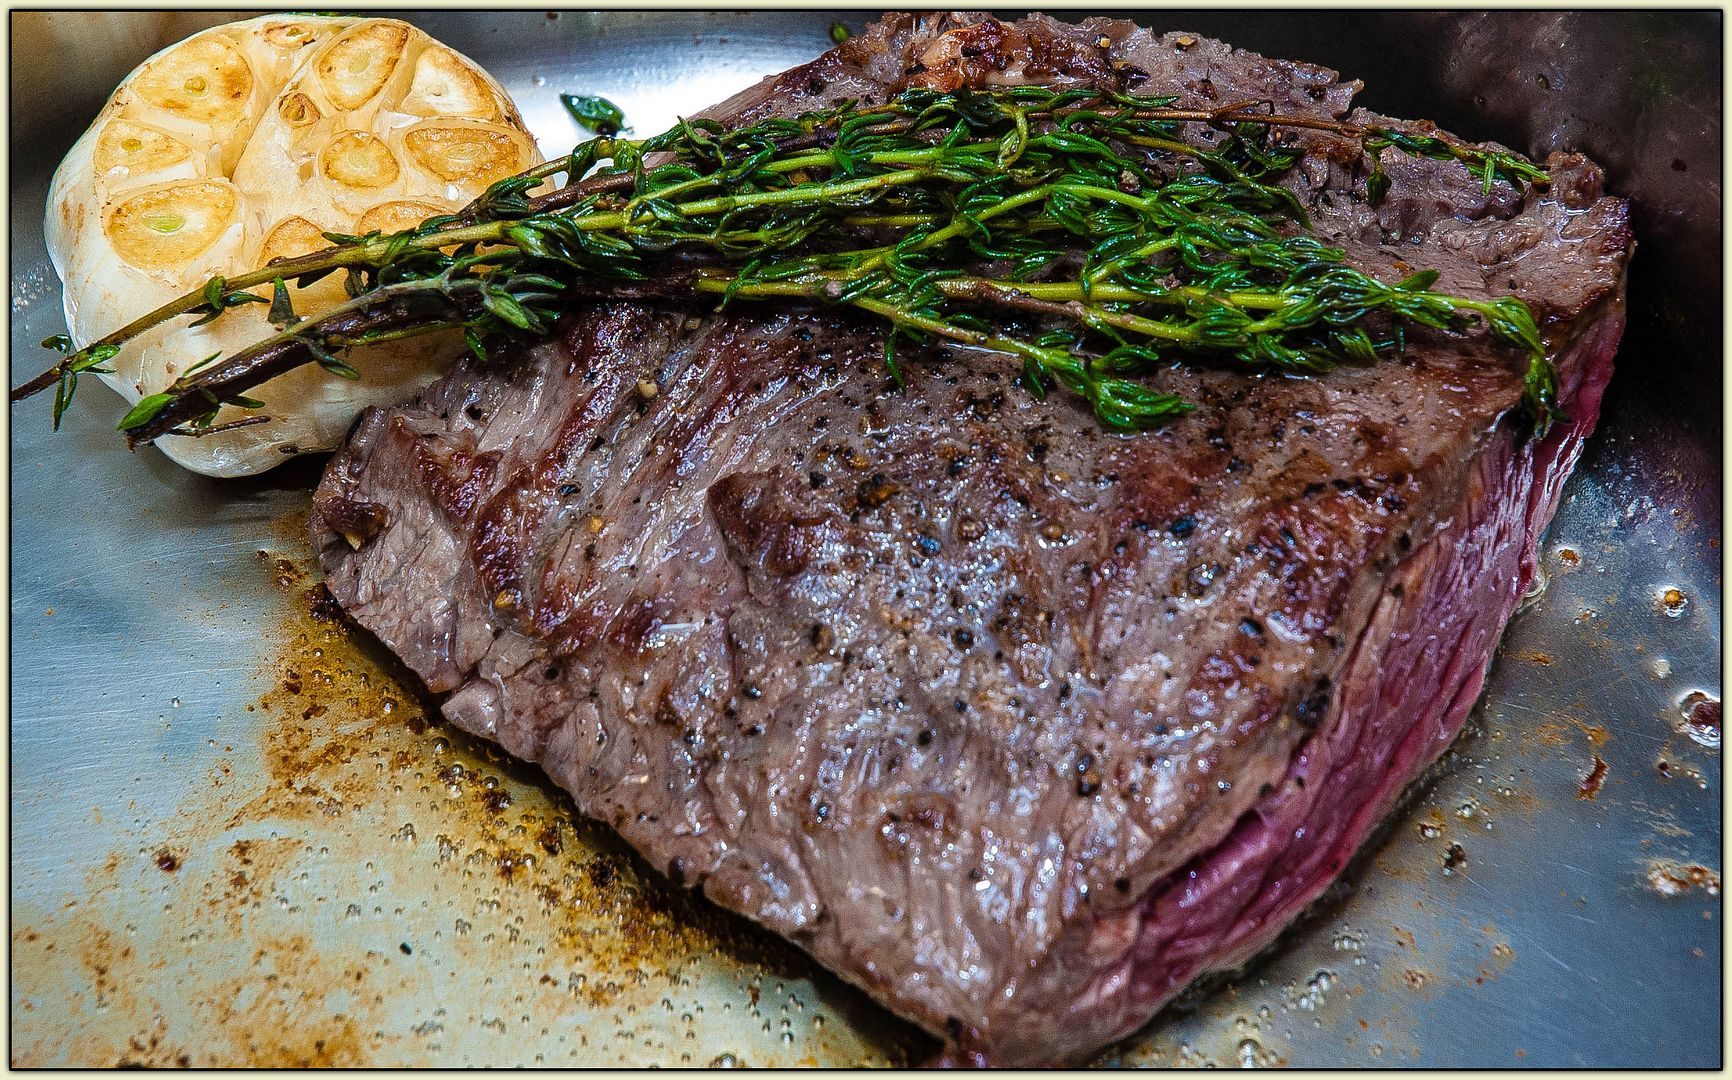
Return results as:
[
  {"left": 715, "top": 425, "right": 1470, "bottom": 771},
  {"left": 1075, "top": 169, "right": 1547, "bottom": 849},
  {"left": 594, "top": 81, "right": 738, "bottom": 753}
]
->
[{"left": 14, "top": 85, "right": 1557, "bottom": 444}]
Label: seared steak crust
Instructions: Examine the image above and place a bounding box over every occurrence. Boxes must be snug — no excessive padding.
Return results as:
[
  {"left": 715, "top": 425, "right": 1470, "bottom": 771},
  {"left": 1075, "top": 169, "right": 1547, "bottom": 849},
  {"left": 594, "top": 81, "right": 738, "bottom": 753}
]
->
[{"left": 313, "top": 13, "right": 1628, "bottom": 1065}]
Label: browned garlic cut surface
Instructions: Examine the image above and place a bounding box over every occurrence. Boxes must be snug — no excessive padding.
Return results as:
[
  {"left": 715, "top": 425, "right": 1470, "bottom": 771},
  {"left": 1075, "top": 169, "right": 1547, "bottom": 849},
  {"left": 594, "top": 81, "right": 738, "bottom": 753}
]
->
[{"left": 46, "top": 14, "right": 543, "bottom": 477}]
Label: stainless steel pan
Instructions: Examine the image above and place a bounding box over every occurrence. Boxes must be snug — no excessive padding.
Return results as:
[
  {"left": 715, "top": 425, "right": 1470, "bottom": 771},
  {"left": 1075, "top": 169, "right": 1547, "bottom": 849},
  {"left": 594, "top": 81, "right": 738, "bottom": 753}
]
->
[{"left": 10, "top": 10, "right": 1720, "bottom": 1067}]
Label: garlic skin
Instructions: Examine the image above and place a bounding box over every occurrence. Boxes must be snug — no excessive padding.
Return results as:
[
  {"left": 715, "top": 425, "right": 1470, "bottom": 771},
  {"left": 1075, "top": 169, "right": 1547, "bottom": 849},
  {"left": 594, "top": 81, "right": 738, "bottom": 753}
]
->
[{"left": 45, "top": 15, "right": 542, "bottom": 477}]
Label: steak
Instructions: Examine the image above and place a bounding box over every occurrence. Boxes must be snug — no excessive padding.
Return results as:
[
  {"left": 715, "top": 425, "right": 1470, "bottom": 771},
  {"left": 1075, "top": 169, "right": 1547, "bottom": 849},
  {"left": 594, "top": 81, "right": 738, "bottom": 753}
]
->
[{"left": 311, "top": 13, "right": 1629, "bottom": 1065}]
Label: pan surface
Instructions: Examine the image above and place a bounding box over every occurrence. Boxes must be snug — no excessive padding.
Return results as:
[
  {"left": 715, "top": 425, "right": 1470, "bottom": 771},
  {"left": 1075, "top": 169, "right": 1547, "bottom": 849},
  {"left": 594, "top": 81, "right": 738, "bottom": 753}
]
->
[{"left": 9, "top": 10, "right": 1721, "bottom": 1067}]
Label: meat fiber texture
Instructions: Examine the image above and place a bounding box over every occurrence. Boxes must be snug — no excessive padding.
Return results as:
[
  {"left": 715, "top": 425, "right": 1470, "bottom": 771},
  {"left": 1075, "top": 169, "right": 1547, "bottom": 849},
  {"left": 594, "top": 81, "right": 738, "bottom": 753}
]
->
[{"left": 312, "top": 13, "right": 1629, "bottom": 1066}]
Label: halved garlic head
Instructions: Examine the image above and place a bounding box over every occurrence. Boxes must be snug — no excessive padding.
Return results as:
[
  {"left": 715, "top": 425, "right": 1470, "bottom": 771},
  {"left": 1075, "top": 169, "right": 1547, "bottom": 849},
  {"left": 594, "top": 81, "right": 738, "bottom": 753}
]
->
[{"left": 44, "top": 15, "right": 542, "bottom": 477}]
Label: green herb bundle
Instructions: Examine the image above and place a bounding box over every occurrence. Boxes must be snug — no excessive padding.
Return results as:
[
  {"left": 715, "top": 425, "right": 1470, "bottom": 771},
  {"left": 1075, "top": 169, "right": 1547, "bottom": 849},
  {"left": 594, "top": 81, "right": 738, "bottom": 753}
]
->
[{"left": 14, "top": 86, "right": 1557, "bottom": 445}]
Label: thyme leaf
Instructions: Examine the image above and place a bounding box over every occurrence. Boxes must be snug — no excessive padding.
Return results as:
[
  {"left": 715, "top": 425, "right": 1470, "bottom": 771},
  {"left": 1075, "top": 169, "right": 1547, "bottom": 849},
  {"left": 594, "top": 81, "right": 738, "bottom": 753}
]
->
[
  {"left": 561, "top": 94, "right": 625, "bottom": 136},
  {"left": 117, "top": 392, "right": 175, "bottom": 432},
  {"left": 267, "top": 278, "right": 299, "bottom": 329}
]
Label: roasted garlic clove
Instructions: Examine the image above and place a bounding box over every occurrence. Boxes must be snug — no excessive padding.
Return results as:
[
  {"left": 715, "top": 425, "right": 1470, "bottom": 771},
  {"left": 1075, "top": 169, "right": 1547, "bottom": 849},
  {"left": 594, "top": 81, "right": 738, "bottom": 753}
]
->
[
  {"left": 95, "top": 119, "right": 194, "bottom": 179},
  {"left": 257, "top": 214, "right": 333, "bottom": 265},
  {"left": 400, "top": 45, "right": 500, "bottom": 119},
  {"left": 104, "top": 179, "right": 238, "bottom": 268},
  {"left": 403, "top": 121, "right": 533, "bottom": 186},
  {"left": 314, "top": 21, "right": 410, "bottom": 111},
  {"left": 355, "top": 199, "right": 448, "bottom": 236},
  {"left": 259, "top": 19, "right": 326, "bottom": 52},
  {"left": 123, "top": 33, "right": 254, "bottom": 129},
  {"left": 321, "top": 130, "right": 401, "bottom": 189},
  {"left": 275, "top": 91, "right": 322, "bottom": 128},
  {"left": 258, "top": 214, "right": 347, "bottom": 307}
]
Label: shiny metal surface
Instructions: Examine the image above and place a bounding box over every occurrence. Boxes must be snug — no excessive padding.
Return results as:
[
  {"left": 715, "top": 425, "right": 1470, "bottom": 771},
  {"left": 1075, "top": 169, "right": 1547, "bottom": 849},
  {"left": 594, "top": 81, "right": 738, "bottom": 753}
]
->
[{"left": 10, "top": 10, "right": 1721, "bottom": 1068}]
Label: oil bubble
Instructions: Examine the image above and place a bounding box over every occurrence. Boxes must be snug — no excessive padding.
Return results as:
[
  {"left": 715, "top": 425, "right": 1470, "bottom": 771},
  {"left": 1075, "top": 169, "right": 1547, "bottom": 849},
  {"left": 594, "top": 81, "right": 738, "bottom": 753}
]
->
[{"left": 1655, "top": 586, "right": 1689, "bottom": 618}]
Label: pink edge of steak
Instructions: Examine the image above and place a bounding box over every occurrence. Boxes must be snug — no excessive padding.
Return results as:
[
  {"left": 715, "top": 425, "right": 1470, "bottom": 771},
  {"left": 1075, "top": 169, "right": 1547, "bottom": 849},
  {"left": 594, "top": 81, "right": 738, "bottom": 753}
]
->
[{"left": 309, "top": 12, "right": 1629, "bottom": 1067}]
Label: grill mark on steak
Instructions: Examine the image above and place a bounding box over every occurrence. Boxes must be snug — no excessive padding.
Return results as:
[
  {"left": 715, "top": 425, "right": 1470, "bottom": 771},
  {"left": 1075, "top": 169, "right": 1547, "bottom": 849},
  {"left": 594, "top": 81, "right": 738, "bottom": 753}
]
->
[{"left": 311, "top": 12, "right": 1629, "bottom": 1066}]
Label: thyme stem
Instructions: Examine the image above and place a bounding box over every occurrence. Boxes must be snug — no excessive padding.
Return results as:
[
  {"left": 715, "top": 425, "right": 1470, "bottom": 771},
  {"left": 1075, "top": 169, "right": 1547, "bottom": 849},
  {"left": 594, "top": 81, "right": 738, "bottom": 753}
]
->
[{"left": 19, "top": 83, "right": 1558, "bottom": 445}]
